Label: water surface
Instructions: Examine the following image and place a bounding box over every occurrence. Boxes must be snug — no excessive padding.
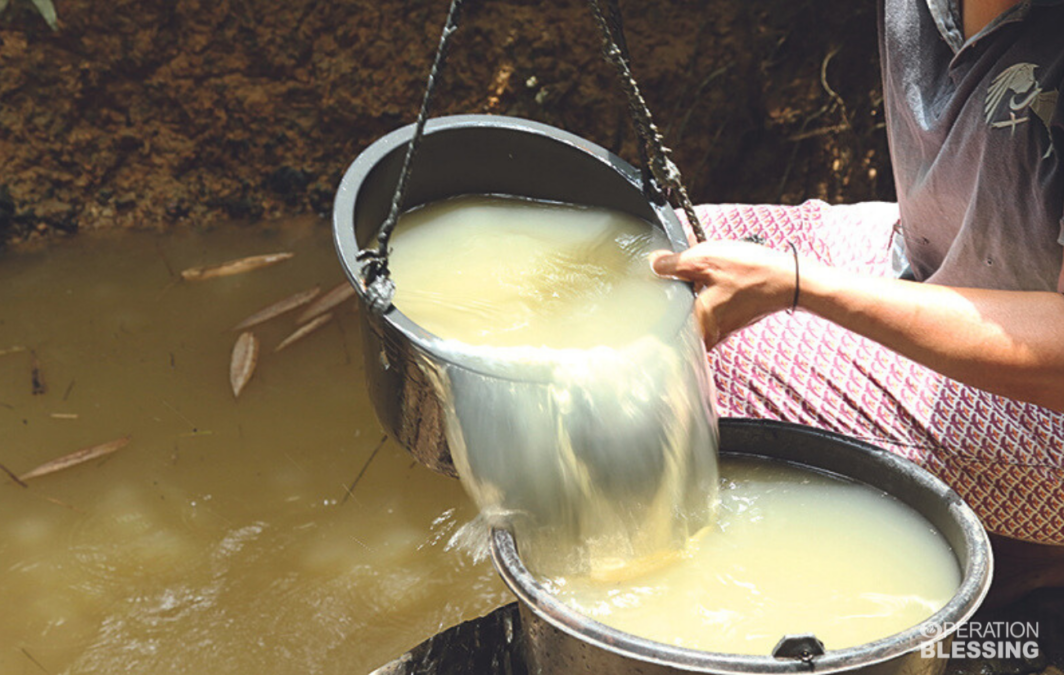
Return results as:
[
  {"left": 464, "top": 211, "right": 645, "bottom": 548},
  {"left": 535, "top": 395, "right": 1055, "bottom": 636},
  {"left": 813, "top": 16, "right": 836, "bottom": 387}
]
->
[{"left": 0, "top": 221, "right": 509, "bottom": 675}]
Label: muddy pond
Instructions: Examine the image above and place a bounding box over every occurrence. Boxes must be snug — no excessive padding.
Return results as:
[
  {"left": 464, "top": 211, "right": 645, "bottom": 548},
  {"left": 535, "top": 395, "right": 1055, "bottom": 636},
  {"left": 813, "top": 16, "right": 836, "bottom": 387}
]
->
[{"left": 0, "top": 221, "right": 510, "bottom": 675}]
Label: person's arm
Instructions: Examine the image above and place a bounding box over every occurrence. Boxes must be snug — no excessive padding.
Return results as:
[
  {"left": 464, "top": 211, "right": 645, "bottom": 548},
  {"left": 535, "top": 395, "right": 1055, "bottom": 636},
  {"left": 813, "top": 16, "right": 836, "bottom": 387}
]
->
[{"left": 650, "top": 242, "right": 1064, "bottom": 413}]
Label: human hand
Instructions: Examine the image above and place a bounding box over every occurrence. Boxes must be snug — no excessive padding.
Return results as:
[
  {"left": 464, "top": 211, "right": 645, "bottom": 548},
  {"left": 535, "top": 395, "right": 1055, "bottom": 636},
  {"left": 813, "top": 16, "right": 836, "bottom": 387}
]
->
[{"left": 650, "top": 240, "right": 800, "bottom": 348}]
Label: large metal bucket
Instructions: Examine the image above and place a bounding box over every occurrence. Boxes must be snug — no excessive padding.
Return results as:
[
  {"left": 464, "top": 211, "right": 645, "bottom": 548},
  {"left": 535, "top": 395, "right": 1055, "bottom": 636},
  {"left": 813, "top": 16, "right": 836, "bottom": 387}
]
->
[
  {"left": 491, "top": 418, "right": 993, "bottom": 675},
  {"left": 332, "top": 115, "right": 696, "bottom": 478}
]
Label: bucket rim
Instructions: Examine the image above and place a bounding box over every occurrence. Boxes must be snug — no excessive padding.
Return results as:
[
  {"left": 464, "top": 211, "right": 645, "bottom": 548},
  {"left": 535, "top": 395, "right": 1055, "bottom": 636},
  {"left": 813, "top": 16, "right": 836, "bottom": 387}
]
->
[{"left": 331, "top": 114, "right": 696, "bottom": 382}]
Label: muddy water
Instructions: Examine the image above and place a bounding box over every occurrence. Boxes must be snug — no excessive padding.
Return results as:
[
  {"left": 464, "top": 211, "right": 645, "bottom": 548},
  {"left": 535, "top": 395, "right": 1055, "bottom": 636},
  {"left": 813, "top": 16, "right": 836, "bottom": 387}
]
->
[
  {"left": 0, "top": 221, "right": 510, "bottom": 675},
  {"left": 387, "top": 197, "right": 719, "bottom": 577},
  {"left": 549, "top": 457, "right": 962, "bottom": 655},
  {"left": 388, "top": 196, "right": 690, "bottom": 349}
]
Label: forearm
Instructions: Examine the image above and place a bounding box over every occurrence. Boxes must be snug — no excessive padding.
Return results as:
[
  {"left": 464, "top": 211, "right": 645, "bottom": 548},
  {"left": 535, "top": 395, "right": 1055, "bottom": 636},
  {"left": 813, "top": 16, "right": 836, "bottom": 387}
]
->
[{"left": 799, "top": 261, "right": 1064, "bottom": 412}]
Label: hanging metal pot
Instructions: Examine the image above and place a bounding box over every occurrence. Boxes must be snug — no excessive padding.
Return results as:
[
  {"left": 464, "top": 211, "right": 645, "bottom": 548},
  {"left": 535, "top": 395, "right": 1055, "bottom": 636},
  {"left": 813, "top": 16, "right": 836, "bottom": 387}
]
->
[
  {"left": 332, "top": 114, "right": 696, "bottom": 478},
  {"left": 491, "top": 418, "right": 993, "bottom": 675}
]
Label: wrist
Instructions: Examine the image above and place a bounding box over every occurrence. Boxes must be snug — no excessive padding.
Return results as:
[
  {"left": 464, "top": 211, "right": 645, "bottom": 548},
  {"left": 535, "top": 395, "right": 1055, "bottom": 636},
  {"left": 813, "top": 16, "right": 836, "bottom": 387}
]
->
[{"left": 792, "top": 260, "right": 851, "bottom": 317}]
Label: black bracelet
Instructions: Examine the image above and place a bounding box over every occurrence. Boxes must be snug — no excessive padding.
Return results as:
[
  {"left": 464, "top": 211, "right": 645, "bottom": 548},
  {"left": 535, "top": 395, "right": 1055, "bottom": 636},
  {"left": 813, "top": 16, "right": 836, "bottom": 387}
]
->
[{"left": 787, "top": 241, "right": 799, "bottom": 314}]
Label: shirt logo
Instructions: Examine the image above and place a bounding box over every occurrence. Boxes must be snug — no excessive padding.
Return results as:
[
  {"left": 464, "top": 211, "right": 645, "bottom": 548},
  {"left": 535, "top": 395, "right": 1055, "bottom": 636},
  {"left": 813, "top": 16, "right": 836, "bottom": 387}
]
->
[{"left": 985, "top": 62, "right": 1058, "bottom": 158}]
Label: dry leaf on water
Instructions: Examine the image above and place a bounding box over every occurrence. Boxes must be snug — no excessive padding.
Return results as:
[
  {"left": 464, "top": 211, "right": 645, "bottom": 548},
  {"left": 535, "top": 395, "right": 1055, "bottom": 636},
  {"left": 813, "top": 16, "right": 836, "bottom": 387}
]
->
[
  {"left": 19, "top": 436, "right": 131, "bottom": 481},
  {"left": 181, "top": 252, "right": 294, "bottom": 281},
  {"left": 233, "top": 286, "right": 321, "bottom": 331},
  {"left": 230, "top": 331, "right": 259, "bottom": 398},
  {"left": 296, "top": 282, "right": 355, "bottom": 324},
  {"left": 275, "top": 313, "right": 333, "bottom": 353}
]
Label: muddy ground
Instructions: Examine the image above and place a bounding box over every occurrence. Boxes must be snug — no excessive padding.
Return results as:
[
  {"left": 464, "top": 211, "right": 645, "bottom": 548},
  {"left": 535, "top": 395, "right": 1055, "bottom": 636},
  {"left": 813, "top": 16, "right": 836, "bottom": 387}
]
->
[{"left": 0, "top": 0, "right": 890, "bottom": 247}]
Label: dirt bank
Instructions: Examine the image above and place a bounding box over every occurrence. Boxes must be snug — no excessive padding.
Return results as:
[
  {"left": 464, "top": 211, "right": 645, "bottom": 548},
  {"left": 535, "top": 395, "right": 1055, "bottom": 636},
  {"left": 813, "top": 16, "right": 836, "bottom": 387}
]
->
[{"left": 0, "top": 0, "right": 890, "bottom": 247}]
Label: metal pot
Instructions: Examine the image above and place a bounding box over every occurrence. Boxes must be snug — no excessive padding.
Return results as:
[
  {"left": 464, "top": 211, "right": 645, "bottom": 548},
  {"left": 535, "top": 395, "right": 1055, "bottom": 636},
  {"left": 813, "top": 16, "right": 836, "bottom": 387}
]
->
[
  {"left": 491, "top": 418, "right": 993, "bottom": 675},
  {"left": 332, "top": 115, "right": 696, "bottom": 478}
]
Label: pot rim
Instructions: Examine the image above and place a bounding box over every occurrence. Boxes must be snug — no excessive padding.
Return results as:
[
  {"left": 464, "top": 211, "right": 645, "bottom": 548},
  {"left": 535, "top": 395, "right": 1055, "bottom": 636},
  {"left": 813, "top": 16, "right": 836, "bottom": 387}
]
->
[
  {"left": 332, "top": 114, "right": 695, "bottom": 382},
  {"left": 490, "top": 418, "right": 993, "bottom": 674}
]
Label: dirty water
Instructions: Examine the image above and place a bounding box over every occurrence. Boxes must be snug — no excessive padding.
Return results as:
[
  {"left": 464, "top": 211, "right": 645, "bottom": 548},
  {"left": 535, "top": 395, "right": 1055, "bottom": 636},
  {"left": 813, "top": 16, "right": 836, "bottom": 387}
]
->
[{"left": 0, "top": 220, "right": 510, "bottom": 675}]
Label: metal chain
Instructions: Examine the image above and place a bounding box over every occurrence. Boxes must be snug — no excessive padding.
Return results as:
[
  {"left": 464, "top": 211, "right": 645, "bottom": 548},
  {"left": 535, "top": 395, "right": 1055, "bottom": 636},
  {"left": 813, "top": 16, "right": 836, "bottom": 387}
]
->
[
  {"left": 602, "top": 1, "right": 662, "bottom": 206},
  {"left": 587, "top": 0, "right": 707, "bottom": 243},
  {"left": 358, "top": 0, "right": 706, "bottom": 315},
  {"left": 357, "top": 0, "right": 466, "bottom": 314}
]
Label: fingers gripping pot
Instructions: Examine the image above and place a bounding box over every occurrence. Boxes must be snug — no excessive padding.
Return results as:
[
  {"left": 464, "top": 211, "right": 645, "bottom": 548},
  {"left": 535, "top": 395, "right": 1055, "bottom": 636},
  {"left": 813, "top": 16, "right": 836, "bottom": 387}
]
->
[{"left": 332, "top": 115, "right": 719, "bottom": 554}]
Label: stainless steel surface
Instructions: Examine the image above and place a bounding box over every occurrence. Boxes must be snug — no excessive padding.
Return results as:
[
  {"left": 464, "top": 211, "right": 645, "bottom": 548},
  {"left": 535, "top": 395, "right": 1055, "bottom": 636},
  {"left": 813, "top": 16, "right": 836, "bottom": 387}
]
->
[
  {"left": 332, "top": 115, "right": 695, "bottom": 478},
  {"left": 491, "top": 418, "right": 993, "bottom": 675}
]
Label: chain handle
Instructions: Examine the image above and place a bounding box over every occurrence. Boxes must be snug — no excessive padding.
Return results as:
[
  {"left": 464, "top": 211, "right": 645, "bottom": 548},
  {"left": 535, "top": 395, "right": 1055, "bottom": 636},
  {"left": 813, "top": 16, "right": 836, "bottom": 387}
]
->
[
  {"left": 601, "top": 1, "right": 662, "bottom": 206},
  {"left": 586, "top": 0, "right": 707, "bottom": 243},
  {"left": 358, "top": 0, "right": 706, "bottom": 314},
  {"left": 356, "top": 0, "right": 466, "bottom": 314}
]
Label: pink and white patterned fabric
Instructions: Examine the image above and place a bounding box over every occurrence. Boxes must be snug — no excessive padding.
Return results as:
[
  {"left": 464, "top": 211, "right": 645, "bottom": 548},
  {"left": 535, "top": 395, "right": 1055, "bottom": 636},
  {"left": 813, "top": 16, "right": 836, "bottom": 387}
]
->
[{"left": 695, "top": 201, "right": 1064, "bottom": 544}]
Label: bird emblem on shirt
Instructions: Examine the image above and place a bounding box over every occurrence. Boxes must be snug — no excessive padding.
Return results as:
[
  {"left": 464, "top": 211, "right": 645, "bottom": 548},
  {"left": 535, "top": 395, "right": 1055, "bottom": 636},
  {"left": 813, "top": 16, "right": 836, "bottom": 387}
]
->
[{"left": 985, "top": 62, "right": 1058, "bottom": 158}]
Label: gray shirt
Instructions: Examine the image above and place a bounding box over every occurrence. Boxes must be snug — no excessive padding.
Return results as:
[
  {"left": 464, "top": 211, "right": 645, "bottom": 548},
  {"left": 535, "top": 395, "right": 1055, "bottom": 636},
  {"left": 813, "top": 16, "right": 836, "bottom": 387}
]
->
[{"left": 880, "top": 0, "right": 1064, "bottom": 291}]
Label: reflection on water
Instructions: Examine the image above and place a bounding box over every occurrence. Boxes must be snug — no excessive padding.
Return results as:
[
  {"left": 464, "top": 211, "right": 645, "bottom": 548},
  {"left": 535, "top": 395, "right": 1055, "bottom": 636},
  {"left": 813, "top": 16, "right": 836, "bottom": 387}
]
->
[{"left": 0, "top": 221, "right": 509, "bottom": 675}]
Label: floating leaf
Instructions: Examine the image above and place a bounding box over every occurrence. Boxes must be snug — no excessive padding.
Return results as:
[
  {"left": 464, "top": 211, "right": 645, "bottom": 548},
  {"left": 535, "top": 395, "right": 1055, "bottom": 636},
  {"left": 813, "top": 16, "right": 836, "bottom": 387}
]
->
[
  {"left": 181, "top": 252, "right": 294, "bottom": 281},
  {"left": 20, "top": 436, "right": 130, "bottom": 481},
  {"left": 0, "top": 345, "right": 25, "bottom": 357},
  {"left": 29, "top": 0, "right": 57, "bottom": 30},
  {"left": 275, "top": 313, "right": 333, "bottom": 353},
  {"left": 296, "top": 282, "right": 355, "bottom": 324},
  {"left": 233, "top": 286, "right": 320, "bottom": 331},
  {"left": 230, "top": 332, "right": 259, "bottom": 398}
]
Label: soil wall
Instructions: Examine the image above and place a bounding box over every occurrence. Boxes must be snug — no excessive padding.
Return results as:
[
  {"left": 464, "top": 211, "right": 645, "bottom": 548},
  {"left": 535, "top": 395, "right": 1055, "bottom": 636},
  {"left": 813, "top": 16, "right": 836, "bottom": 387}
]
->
[{"left": 0, "top": 0, "right": 890, "bottom": 246}]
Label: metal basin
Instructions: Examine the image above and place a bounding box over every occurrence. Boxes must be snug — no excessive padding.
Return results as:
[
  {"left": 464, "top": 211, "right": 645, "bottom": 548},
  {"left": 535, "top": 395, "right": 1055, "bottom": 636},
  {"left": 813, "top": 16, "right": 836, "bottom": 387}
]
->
[
  {"left": 332, "top": 114, "right": 695, "bottom": 478},
  {"left": 491, "top": 418, "right": 993, "bottom": 675}
]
